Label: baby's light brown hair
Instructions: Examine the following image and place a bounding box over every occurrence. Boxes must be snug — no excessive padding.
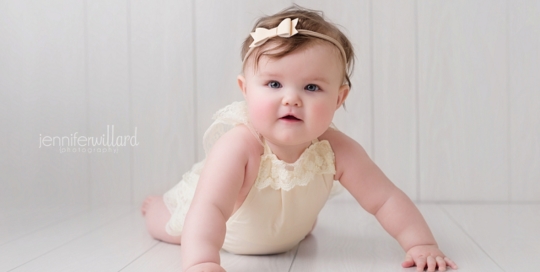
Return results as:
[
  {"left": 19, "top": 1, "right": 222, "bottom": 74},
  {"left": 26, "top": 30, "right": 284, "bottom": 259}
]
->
[{"left": 241, "top": 5, "right": 355, "bottom": 89}]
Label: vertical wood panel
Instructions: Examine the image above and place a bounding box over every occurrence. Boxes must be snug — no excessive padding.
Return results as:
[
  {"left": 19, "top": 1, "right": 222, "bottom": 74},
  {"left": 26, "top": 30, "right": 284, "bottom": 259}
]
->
[
  {"left": 509, "top": 1, "right": 540, "bottom": 201},
  {"left": 195, "top": 0, "right": 291, "bottom": 160},
  {"left": 293, "top": 0, "right": 373, "bottom": 156},
  {"left": 372, "top": 0, "right": 417, "bottom": 200},
  {"left": 131, "top": 0, "right": 195, "bottom": 204},
  {"left": 1, "top": 0, "right": 538, "bottom": 209},
  {"left": 87, "top": 1, "right": 131, "bottom": 205},
  {"left": 0, "top": 0, "right": 88, "bottom": 208},
  {"left": 417, "top": 1, "right": 508, "bottom": 201}
]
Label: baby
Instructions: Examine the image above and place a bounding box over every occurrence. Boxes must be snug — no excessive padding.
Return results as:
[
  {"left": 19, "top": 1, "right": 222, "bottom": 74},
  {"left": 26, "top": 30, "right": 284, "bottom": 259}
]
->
[{"left": 142, "top": 5, "right": 458, "bottom": 272}]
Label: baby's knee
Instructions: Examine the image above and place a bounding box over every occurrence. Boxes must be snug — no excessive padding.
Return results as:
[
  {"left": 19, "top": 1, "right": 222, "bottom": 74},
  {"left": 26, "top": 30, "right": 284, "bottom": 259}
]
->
[
  {"left": 142, "top": 197, "right": 182, "bottom": 245},
  {"left": 146, "top": 221, "right": 182, "bottom": 245}
]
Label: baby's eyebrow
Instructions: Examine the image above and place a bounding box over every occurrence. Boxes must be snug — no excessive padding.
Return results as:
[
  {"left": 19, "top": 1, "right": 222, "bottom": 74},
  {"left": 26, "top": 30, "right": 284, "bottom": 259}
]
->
[
  {"left": 259, "top": 72, "right": 282, "bottom": 78},
  {"left": 309, "top": 77, "right": 330, "bottom": 85}
]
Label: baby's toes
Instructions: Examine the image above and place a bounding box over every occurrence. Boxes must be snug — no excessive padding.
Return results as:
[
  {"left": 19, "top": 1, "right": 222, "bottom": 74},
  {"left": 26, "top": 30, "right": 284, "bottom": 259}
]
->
[
  {"left": 141, "top": 201, "right": 149, "bottom": 216},
  {"left": 141, "top": 195, "right": 161, "bottom": 216}
]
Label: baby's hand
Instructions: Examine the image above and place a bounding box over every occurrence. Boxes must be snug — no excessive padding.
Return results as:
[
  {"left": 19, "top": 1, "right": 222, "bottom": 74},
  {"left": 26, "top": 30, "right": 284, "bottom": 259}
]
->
[
  {"left": 184, "top": 262, "right": 225, "bottom": 272},
  {"left": 402, "top": 245, "right": 458, "bottom": 271}
]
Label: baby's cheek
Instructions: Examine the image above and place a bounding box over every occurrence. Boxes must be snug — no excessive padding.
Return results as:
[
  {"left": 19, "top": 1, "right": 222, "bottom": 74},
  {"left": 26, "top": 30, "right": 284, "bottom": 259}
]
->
[
  {"left": 312, "top": 103, "right": 335, "bottom": 124},
  {"left": 248, "top": 102, "right": 274, "bottom": 128}
]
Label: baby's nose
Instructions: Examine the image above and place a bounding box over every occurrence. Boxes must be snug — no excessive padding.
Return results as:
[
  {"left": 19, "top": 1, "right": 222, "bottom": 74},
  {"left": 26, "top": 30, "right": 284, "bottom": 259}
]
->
[{"left": 282, "top": 90, "right": 302, "bottom": 107}]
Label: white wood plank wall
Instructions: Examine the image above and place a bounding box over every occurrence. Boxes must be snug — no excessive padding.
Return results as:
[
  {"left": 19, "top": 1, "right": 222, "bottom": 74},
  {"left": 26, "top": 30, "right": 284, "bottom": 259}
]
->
[{"left": 1, "top": 0, "right": 539, "bottom": 209}]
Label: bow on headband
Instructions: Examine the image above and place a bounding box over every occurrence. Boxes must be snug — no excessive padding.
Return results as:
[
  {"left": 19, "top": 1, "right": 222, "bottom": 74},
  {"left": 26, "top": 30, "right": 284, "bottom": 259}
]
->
[
  {"left": 249, "top": 18, "right": 299, "bottom": 48},
  {"left": 243, "top": 17, "right": 348, "bottom": 69}
]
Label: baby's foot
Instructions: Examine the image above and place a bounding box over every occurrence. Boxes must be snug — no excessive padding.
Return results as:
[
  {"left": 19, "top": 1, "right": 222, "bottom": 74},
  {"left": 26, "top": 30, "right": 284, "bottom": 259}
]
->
[{"left": 141, "top": 195, "right": 162, "bottom": 216}]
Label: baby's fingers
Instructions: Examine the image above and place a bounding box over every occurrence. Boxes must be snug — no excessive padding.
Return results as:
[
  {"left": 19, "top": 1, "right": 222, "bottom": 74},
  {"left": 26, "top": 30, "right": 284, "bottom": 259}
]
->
[
  {"left": 426, "top": 256, "right": 437, "bottom": 272},
  {"left": 415, "top": 256, "right": 427, "bottom": 272},
  {"left": 444, "top": 257, "right": 458, "bottom": 270},
  {"left": 402, "top": 254, "right": 415, "bottom": 268},
  {"left": 414, "top": 255, "right": 458, "bottom": 271},
  {"left": 435, "top": 256, "right": 446, "bottom": 271}
]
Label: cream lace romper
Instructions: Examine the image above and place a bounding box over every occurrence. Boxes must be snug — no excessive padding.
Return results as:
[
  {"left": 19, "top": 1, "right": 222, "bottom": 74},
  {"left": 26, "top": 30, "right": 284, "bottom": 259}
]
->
[{"left": 163, "top": 101, "right": 338, "bottom": 255}]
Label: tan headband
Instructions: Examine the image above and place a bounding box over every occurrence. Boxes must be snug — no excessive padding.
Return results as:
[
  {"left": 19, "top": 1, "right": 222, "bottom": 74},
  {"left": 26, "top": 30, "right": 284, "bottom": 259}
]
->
[{"left": 242, "top": 18, "right": 348, "bottom": 67}]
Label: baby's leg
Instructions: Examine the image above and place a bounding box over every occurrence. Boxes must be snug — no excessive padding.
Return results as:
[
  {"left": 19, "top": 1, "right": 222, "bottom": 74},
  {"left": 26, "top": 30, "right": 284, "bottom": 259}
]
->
[{"left": 141, "top": 196, "right": 182, "bottom": 244}]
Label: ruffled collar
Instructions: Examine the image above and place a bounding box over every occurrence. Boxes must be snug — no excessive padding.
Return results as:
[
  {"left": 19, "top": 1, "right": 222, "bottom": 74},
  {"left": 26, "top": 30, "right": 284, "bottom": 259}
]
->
[{"left": 255, "top": 140, "right": 336, "bottom": 191}]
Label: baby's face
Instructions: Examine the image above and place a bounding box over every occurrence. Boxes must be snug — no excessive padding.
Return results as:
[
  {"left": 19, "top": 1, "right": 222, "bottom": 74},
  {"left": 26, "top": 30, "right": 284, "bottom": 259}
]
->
[{"left": 239, "top": 42, "right": 349, "bottom": 148}]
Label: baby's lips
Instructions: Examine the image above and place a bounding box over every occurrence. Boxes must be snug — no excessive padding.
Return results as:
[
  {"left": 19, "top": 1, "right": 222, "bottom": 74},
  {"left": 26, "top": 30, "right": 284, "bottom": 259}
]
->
[
  {"left": 280, "top": 112, "right": 302, "bottom": 120},
  {"left": 280, "top": 114, "right": 302, "bottom": 121}
]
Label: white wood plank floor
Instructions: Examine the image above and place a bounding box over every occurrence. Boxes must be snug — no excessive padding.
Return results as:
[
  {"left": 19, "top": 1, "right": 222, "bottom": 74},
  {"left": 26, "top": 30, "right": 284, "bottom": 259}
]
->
[{"left": 1, "top": 193, "right": 538, "bottom": 272}]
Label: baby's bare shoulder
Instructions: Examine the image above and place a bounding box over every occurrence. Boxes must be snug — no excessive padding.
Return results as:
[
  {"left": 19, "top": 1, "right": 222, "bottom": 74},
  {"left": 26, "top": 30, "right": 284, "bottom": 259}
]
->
[
  {"left": 319, "top": 128, "right": 365, "bottom": 154},
  {"left": 319, "top": 128, "right": 371, "bottom": 179},
  {"left": 209, "top": 124, "right": 263, "bottom": 160}
]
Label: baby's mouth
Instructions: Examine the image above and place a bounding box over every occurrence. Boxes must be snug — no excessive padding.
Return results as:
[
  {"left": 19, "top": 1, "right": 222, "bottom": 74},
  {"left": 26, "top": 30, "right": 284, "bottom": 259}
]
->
[{"left": 280, "top": 115, "right": 301, "bottom": 121}]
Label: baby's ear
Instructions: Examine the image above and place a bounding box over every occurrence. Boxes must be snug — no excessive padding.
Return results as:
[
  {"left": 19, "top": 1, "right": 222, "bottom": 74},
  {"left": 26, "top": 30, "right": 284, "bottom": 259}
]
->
[
  {"left": 237, "top": 75, "right": 247, "bottom": 97},
  {"left": 336, "top": 84, "right": 350, "bottom": 109}
]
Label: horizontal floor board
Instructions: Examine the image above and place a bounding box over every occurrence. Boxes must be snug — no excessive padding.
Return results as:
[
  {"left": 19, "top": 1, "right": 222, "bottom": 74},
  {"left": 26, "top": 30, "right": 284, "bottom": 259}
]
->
[
  {"left": 0, "top": 205, "right": 85, "bottom": 246},
  {"left": 3, "top": 201, "right": 536, "bottom": 271},
  {"left": 1, "top": 206, "right": 132, "bottom": 271},
  {"left": 10, "top": 208, "right": 157, "bottom": 272},
  {"left": 120, "top": 241, "right": 297, "bottom": 272},
  {"left": 443, "top": 204, "right": 540, "bottom": 271},
  {"left": 119, "top": 242, "right": 181, "bottom": 272}
]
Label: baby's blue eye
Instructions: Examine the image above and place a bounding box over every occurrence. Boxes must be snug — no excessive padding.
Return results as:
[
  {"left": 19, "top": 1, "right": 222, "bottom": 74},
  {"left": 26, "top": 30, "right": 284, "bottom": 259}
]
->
[
  {"left": 268, "top": 81, "right": 282, "bottom": 88},
  {"left": 305, "top": 84, "right": 320, "bottom": 92}
]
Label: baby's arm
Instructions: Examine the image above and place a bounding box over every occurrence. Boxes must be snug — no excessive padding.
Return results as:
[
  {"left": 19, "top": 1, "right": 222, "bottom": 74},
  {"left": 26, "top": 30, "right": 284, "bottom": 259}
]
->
[
  {"left": 181, "top": 126, "right": 258, "bottom": 272},
  {"left": 322, "top": 129, "right": 457, "bottom": 271}
]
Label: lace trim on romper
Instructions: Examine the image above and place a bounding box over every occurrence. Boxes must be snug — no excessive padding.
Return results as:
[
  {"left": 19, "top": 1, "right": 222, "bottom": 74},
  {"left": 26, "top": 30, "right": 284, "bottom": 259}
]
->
[{"left": 256, "top": 138, "right": 336, "bottom": 191}]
